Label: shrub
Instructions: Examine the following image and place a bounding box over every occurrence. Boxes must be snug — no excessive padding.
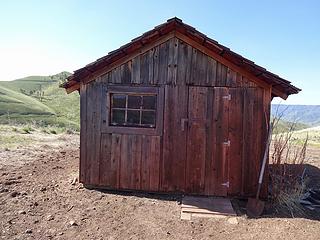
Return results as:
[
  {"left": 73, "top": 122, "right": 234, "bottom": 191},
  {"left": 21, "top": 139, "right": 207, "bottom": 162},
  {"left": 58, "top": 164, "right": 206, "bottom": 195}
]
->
[
  {"left": 269, "top": 117, "right": 309, "bottom": 217},
  {"left": 22, "top": 126, "right": 33, "bottom": 134},
  {"left": 50, "top": 129, "right": 57, "bottom": 134},
  {"left": 41, "top": 128, "right": 49, "bottom": 134}
]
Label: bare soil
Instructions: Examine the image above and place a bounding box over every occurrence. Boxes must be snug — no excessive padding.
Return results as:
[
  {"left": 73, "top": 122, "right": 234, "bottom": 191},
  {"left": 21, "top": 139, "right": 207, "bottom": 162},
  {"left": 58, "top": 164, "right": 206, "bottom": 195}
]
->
[{"left": 1, "top": 133, "right": 320, "bottom": 240}]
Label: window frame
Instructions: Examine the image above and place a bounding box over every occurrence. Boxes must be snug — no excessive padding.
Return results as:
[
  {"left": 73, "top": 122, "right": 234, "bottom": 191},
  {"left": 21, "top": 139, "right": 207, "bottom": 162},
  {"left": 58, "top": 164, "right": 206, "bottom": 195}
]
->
[{"left": 106, "top": 85, "right": 164, "bottom": 136}]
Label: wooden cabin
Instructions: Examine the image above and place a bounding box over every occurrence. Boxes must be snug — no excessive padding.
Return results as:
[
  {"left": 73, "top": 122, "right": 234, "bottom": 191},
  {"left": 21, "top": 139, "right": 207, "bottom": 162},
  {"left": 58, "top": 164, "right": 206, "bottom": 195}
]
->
[{"left": 63, "top": 18, "right": 300, "bottom": 197}]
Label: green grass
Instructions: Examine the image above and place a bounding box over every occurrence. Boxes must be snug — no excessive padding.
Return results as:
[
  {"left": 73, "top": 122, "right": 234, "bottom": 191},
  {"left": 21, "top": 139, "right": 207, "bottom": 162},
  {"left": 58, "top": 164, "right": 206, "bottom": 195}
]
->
[
  {"left": 0, "top": 71, "right": 79, "bottom": 131},
  {"left": 0, "top": 85, "right": 55, "bottom": 115}
]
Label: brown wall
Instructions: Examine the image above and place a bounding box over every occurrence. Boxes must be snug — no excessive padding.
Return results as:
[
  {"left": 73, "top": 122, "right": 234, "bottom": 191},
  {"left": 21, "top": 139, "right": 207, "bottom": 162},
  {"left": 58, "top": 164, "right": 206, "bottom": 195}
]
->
[{"left": 79, "top": 37, "right": 271, "bottom": 197}]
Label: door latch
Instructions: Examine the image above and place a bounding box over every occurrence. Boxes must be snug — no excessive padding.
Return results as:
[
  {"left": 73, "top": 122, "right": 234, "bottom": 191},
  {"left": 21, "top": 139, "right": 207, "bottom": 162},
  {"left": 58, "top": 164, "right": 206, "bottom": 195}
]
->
[
  {"left": 221, "top": 181, "right": 230, "bottom": 188},
  {"left": 181, "top": 118, "right": 189, "bottom": 131},
  {"left": 223, "top": 140, "right": 231, "bottom": 146},
  {"left": 222, "top": 94, "right": 231, "bottom": 100}
]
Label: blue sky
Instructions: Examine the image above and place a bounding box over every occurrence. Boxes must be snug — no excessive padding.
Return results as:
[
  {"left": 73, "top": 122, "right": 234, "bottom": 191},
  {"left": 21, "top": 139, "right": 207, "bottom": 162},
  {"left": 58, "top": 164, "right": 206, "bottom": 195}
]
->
[{"left": 0, "top": 0, "right": 319, "bottom": 104}]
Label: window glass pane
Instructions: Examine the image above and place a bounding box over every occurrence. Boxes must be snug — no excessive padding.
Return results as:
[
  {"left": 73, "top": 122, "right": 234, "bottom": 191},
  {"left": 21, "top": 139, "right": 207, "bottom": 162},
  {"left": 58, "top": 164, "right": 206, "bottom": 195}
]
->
[
  {"left": 141, "top": 111, "right": 156, "bottom": 125},
  {"left": 112, "top": 94, "right": 126, "bottom": 108},
  {"left": 142, "top": 96, "right": 156, "bottom": 110},
  {"left": 127, "top": 110, "right": 140, "bottom": 125},
  {"left": 111, "top": 109, "right": 125, "bottom": 125},
  {"left": 128, "top": 95, "right": 142, "bottom": 109}
]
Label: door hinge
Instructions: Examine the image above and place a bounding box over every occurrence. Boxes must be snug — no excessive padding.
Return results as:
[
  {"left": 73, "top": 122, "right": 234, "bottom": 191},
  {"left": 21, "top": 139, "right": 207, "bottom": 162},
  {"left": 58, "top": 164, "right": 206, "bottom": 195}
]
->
[
  {"left": 221, "top": 181, "right": 230, "bottom": 188},
  {"left": 223, "top": 140, "right": 231, "bottom": 146},
  {"left": 222, "top": 94, "right": 231, "bottom": 100}
]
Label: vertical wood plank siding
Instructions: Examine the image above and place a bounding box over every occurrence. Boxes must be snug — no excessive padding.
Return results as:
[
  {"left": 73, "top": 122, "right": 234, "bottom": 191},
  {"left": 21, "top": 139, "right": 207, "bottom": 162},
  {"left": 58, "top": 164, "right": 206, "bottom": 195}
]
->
[{"left": 80, "top": 36, "right": 269, "bottom": 197}]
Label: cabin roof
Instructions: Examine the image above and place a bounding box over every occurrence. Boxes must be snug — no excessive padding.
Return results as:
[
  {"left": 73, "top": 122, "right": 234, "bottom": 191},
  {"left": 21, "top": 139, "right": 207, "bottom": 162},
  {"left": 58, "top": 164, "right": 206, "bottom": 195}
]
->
[{"left": 63, "top": 17, "right": 300, "bottom": 99}]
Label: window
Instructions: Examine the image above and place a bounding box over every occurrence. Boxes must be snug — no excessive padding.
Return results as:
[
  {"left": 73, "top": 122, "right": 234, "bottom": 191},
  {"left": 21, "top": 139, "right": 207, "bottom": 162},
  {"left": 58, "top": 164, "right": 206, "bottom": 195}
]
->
[
  {"left": 105, "top": 86, "right": 163, "bottom": 135},
  {"left": 110, "top": 94, "right": 157, "bottom": 128}
]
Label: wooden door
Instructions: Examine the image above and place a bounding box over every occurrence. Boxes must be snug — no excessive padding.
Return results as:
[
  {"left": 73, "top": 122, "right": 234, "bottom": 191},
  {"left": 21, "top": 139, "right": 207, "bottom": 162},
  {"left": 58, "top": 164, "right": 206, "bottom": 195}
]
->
[{"left": 186, "top": 87, "right": 230, "bottom": 196}]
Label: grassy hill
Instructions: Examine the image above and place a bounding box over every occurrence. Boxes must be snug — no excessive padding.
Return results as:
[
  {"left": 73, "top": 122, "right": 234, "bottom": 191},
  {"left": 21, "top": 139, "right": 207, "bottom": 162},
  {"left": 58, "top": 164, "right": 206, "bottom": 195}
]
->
[
  {"left": 0, "top": 72, "right": 80, "bottom": 130},
  {"left": 0, "top": 85, "right": 55, "bottom": 115}
]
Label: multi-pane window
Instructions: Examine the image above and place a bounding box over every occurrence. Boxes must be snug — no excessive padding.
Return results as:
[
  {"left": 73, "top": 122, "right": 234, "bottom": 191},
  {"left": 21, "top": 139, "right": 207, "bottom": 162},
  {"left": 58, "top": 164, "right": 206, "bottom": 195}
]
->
[{"left": 110, "top": 93, "right": 157, "bottom": 128}]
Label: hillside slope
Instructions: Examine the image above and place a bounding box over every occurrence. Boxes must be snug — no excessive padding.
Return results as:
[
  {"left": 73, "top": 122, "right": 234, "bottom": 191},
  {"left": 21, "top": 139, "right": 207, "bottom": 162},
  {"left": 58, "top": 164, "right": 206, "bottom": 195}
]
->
[
  {"left": 0, "top": 85, "right": 55, "bottom": 116},
  {"left": 0, "top": 72, "right": 80, "bottom": 129}
]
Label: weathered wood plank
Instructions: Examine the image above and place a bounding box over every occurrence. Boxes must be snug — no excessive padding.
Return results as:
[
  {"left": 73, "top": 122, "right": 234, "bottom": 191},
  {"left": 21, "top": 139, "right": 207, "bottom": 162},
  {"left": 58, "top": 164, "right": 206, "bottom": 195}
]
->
[
  {"left": 111, "top": 134, "right": 121, "bottom": 188},
  {"left": 242, "top": 88, "right": 264, "bottom": 196},
  {"left": 186, "top": 87, "right": 207, "bottom": 193},
  {"left": 162, "top": 85, "right": 188, "bottom": 192},
  {"left": 204, "top": 88, "right": 214, "bottom": 195},
  {"left": 167, "top": 38, "right": 179, "bottom": 85},
  {"left": 228, "top": 88, "right": 244, "bottom": 195},
  {"left": 212, "top": 87, "right": 229, "bottom": 196},
  {"left": 226, "top": 68, "right": 237, "bottom": 87},
  {"left": 206, "top": 57, "right": 217, "bottom": 86},
  {"left": 99, "top": 133, "right": 112, "bottom": 186},
  {"left": 79, "top": 83, "right": 87, "bottom": 183},
  {"left": 131, "top": 55, "right": 141, "bottom": 84},
  {"left": 140, "top": 51, "right": 150, "bottom": 84},
  {"left": 149, "top": 136, "right": 161, "bottom": 191},
  {"left": 86, "top": 80, "right": 100, "bottom": 185},
  {"left": 131, "top": 135, "right": 142, "bottom": 189},
  {"left": 141, "top": 135, "right": 151, "bottom": 190},
  {"left": 152, "top": 46, "right": 160, "bottom": 85},
  {"left": 111, "top": 67, "right": 121, "bottom": 84},
  {"left": 177, "top": 39, "right": 193, "bottom": 85},
  {"left": 158, "top": 41, "right": 169, "bottom": 85},
  {"left": 119, "top": 134, "right": 131, "bottom": 189},
  {"left": 120, "top": 61, "right": 132, "bottom": 84}
]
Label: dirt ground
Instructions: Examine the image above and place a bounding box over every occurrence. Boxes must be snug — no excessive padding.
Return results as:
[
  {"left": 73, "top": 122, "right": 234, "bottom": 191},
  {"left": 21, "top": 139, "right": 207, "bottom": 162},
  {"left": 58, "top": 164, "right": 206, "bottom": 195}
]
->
[{"left": 1, "top": 133, "right": 320, "bottom": 240}]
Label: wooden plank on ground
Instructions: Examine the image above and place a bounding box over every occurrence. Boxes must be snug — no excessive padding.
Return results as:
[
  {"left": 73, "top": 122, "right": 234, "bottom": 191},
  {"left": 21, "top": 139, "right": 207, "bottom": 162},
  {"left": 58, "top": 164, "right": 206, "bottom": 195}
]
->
[{"left": 181, "top": 196, "right": 236, "bottom": 219}]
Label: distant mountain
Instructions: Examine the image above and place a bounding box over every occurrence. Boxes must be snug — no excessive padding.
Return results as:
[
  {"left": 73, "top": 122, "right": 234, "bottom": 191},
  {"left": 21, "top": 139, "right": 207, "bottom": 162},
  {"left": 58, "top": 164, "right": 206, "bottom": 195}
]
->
[
  {"left": 0, "top": 72, "right": 80, "bottom": 130},
  {"left": 271, "top": 104, "right": 320, "bottom": 126}
]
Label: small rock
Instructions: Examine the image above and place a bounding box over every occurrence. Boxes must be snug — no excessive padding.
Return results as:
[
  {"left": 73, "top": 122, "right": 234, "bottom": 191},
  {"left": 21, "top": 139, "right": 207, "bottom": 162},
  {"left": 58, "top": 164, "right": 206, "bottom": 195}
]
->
[
  {"left": 25, "top": 229, "right": 32, "bottom": 234},
  {"left": 58, "top": 232, "right": 64, "bottom": 236},
  {"left": 69, "top": 221, "right": 78, "bottom": 226},
  {"left": 47, "top": 215, "right": 54, "bottom": 221},
  {"left": 71, "top": 177, "right": 77, "bottom": 185},
  {"left": 30, "top": 202, "right": 39, "bottom": 207},
  {"left": 10, "top": 191, "right": 19, "bottom": 198},
  {"left": 20, "top": 191, "right": 28, "bottom": 196},
  {"left": 227, "top": 217, "right": 239, "bottom": 225},
  {"left": 0, "top": 188, "right": 9, "bottom": 193},
  {"left": 166, "top": 231, "right": 170, "bottom": 235},
  {"left": 18, "top": 210, "right": 26, "bottom": 215},
  {"left": 40, "top": 187, "right": 46, "bottom": 192}
]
